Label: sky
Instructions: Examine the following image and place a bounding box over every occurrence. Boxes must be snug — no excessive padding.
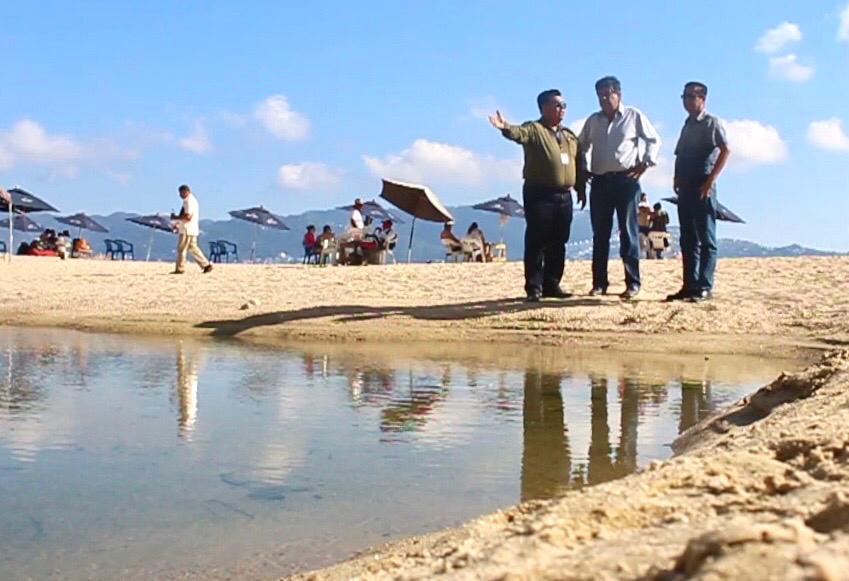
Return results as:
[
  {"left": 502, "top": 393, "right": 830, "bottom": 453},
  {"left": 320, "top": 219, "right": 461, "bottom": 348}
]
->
[{"left": 1, "top": 0, "right": 848, "bottom": 249}]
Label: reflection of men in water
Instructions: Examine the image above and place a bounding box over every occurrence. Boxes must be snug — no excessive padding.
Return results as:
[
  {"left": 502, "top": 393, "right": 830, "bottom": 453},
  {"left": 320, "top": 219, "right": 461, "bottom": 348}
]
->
[
  {"left": 615, "top": 377, "right": 639, "bottom": 477},
  {"left": 175, "top": 342, "right": 200, "bottom": 440},
  {"left": 679, "top": 379, "right": 711, "bottom": 433},
  {"left": 521, "top": 370, "right": 571, "bottom": 502},
  {"left": 587, "top": 374, "right": 615, "bottom": 485}
]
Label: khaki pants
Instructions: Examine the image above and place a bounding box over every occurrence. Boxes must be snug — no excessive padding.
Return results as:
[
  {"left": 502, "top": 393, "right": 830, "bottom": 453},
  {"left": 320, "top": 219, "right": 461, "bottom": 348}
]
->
[{"left": 175, "top": 234, "right": 210, "bottom": 272}]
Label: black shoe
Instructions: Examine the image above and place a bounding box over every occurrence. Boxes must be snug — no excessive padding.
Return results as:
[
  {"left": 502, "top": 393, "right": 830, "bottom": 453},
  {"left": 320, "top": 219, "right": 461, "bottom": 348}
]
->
[
  {"left": 542, "top": 287, "right": 572, "bottom": 299},
  {"left": 588, "top": 286, "right": 608, "bottom": 297},
  {"left": 620, "top": 285, "right": 641, "bottom": 300},
  {"left": 202, "top": 264, "right": 214, "bottom": 274},
  {"left": 688, "top": 289, "right": 713, "bottom": 302},
  {"left": 665, "top": 288, "right": 691, "bottom": 302},
  {"left": 525, "top": 290, "right": 542, "bottom": 303}
]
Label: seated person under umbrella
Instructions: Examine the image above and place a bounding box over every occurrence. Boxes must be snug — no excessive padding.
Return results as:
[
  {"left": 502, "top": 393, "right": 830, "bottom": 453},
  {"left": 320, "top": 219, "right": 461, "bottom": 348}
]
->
[
  {"left": 440, "top": 221, "right": 462, "bottom": 251},
  {"left": 377, "top": 219, "right": 398, "bottom": 250},
  {"left": 465, "top": 222, "right": 491, "bottom": 262}
]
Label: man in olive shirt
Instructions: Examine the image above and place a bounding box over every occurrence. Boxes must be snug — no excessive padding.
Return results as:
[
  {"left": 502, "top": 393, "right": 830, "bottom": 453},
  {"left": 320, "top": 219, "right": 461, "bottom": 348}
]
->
[
  {"left": 489, "top": 89, "right": 585, "bottom": 302},
  {"left": 668, "top": 82, "right": 731, "bottom": 302}
]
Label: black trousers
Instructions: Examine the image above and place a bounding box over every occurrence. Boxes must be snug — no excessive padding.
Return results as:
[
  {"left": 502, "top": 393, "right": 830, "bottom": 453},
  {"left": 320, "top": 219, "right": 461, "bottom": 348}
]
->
[{"left": 522, "top": 185, "right": 573, "bottom": 294}]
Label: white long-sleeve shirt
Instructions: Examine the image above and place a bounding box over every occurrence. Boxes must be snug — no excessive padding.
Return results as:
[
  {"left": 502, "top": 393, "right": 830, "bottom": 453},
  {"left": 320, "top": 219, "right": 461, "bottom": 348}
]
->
[{"left": 578, "top": 104, "right": 661, "bottom": 175}]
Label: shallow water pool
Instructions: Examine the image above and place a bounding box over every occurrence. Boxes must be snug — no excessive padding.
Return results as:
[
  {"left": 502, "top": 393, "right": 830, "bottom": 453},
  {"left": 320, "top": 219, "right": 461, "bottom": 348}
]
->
[{"left": 0, "top": 327, "right": 804, "bottom": 579}]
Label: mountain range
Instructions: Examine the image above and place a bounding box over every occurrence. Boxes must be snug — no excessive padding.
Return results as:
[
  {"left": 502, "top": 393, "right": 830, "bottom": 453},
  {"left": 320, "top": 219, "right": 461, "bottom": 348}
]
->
[{"left": 13, "top": 206, "right": 843, "bottom": 262}]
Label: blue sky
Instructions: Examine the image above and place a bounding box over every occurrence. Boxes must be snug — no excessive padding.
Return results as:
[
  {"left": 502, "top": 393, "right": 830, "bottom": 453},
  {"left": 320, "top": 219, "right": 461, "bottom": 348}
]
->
[{"left": 1, "top": 0, "right": 848, "bottom": 249}]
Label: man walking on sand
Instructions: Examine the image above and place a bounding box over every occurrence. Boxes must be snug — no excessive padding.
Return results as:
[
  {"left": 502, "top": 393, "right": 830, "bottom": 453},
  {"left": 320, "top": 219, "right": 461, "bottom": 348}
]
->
[
  {"left": 667, "top": 82, "right": 730, "bottom": 302},
  {"left": 171, "top": 184, "right": 213, "bottom": 274},
  {"left": 578, "top": 76, "right": 661, "bottom": 300},
  {"left": 489, "top": 89, "right": 585, "bottom": 302}
]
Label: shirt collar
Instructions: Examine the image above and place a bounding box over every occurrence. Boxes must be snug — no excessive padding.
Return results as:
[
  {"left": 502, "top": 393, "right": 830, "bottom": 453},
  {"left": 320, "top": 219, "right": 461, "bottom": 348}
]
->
[{"left": 688, "top": 109, "right": 708, "bottom": 123}]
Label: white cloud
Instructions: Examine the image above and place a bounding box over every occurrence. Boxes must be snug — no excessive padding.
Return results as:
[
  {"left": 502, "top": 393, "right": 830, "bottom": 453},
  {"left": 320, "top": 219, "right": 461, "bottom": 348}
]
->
[
  {"left": 755, "top": 22, "right": 802, "bottom": 53},
  {"left": 840, "top": 2, "right": 849, "bottom": 41},
  {"left": 276, "top": 162, "right": 342, "bottom": 190},
  {"left": 768, "top": 53, "right": 814, "bottom": 82},
  {"left": 807, "top": 118, "right": 849, "bottom": 152},
  {"left": 640, "top": 156, "right": 674, "bottom": 193},
  {"left": 178, "top": 121, "right": 211, "bottom": 154},
  {"left": 568, "top": 117, "right": 586, "bottom": 135},
  {"left": 363, "top": 139, "right": 520, "bottom": 187},
  {"left": 0, "top": 119, "right": 84, "bottom": 177},
  {"left": 725, "top": 119, "right": 788, "bottom": 167},
  {"left": 255, "top": 95, "right": 310, "bottom": 140}
]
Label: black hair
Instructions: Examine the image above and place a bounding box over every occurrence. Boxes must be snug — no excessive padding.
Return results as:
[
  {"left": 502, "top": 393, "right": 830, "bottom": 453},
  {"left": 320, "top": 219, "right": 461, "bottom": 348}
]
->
[
  {"left": 322, "top": 224, "right": 331, "bottom": 232},
  {"left": 653, "top": 202, "right": 662, "bottom": 210},
  {"left": 467, "top": 222, "right": 479, "bottom": 234},
  {"left": 178, "top": 184, "right": 191, "bottom": 194},
  {"left": 595, "top": 76, "right": 621, "bottom": 93},
  {"left": 306, "top": 224, "right": 315, "bottom": 231},
  {"left": 684, "top": 81, "right": 708, "bottom": 97},
  {"left": 536, "top": 89, "right": 561, "bottom": 110}
]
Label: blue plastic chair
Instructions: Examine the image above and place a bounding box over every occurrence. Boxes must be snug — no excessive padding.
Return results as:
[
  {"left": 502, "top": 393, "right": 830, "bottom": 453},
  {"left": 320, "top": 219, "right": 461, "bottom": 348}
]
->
[
  {"left": 104, "top": 239, "right": 119, "bottom": 259},
  {"left": 0, "top": 241, "right": 6, "bottom": 254},
  {"left": 208, "top": 241, "right": 223, "bottom": 263},
  {"left": 217, "top": 240, "right": 239, "bottom": 263},
  {"left": 114, "top": 239, "right": 134, "bottom": 260}
]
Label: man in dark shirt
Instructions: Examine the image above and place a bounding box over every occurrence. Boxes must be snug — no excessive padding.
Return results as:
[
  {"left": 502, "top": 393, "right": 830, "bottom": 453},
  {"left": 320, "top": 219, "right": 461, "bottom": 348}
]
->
[
  {"left": 489, "top": 89, "right": 585, "bottom": 302},
  {"left": 668, "top": 82, "right": 731, "bottom": 302}
]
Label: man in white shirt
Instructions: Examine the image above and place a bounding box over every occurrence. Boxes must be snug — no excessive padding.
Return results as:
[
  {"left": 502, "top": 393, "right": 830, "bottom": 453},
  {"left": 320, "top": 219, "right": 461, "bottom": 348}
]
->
[
  {"left": 171, "top": 184, "right": 213, "bottom": 274},
  {"left": 338, "top": 198, "right": 366, "bottom": 265},
  {"left": 578, "top": 76, "right": 661, "bottom": 299}
]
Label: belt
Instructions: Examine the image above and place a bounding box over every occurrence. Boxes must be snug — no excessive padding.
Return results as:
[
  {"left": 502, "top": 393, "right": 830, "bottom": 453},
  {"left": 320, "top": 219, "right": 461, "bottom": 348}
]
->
[{"left": 593, "top": 169, "right": 632, "bottom": 178}]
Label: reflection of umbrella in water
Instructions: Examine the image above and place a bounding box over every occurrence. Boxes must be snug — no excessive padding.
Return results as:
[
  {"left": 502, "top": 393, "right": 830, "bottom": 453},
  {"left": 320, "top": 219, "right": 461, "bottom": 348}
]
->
[
  {"left": 0, "top": 214, "right": 43, "bottom": 233},
  {"left": 126, "top": 214, "right": 177, "bottom": 261},
  {"left": 56, "top": 213, "right": 109, "bottom": 238},
  {"left": 1, "top": 186, "right": 59, "bottom": 261},
  {"left": 228, "top": 206, "right": 290, "bottom": 262},
  {"left": 379, "top": 179, "right": 454, "bottom": 263},
  {"left": 336, "top": 199, "right": 405, "bottom": 224},
  {"left": 473, "top": 194, "right": 524, "bottom": 242},
  {"left": 662, "top": 196, "right": 746, "bottom": 224}
]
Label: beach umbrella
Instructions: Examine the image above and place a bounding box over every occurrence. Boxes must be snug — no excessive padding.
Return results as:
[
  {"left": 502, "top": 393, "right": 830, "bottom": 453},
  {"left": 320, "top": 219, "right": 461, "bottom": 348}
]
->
[
  {"left": 661, "top": 196, "right": 746, "bottom": 224},
  {"left": 0, "top": 186, "right": 58, "bottom": 262},
  {"left": 472, "top": 194, "right": 525, "bottom": 218},
  {"left": 56, "top": 213, "right": 109, "bottom": 238},
  {"left": 0, "top": 214, "right": 43, "bottom": 232},
  {"left": 379, "top": 179, "right": 454, "bottom": 263},
  {"left": 336, "top": 199, "right": 405, "bottom": 224},
  {"left": 228, "top": 206, "right": 289, "bottom": 262},
  {"left": 126, "top": 214, "right": 177, "bottom": 261}
]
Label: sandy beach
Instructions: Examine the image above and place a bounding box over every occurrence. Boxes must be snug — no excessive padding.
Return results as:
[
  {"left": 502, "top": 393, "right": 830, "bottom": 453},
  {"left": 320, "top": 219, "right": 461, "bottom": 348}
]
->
[
  {"left": 1, "top": 255, "right": 847, "bottom": 353},
  {"left": 2, "top": 255, "right": 849, "bottom": 579}
]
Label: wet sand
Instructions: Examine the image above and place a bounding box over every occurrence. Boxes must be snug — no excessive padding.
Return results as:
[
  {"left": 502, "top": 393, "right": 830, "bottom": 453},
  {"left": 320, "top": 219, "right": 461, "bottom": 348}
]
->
[{"left": 2, "top": 255, "right": 849, "bottom": 579}]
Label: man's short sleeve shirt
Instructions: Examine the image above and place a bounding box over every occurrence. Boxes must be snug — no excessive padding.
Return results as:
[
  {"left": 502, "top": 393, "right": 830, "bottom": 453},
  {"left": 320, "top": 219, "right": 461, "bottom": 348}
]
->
[{"left": 674, "top": 111, "right": 727, "bottom": 184}]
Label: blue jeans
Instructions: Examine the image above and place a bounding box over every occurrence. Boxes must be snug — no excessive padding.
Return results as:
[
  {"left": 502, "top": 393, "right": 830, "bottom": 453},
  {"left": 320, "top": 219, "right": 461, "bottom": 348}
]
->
[
  {"left": 677, "top": 184, "right": 718, "bottom": 292},
  {"left": 523, "top": 185, "right": 573, "bottom": 294},
  {"left": 590, "top": 173, "right": 641, "bottom": 289}
]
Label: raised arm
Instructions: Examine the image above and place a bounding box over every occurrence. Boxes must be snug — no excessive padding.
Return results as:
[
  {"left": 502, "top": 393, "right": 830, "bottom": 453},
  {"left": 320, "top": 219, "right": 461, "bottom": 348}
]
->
[{"left": 489, "top": 110, "right": 532, "bottom": 144}]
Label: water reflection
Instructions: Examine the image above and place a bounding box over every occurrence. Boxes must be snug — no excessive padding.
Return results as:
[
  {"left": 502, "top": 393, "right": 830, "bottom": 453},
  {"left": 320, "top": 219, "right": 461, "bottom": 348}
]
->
[
  {"left": 0, "top": 328, "right": 804, "bottom": 580},
  {"left": 174, "top": 342, "right": 200, "bottom": 440},
  {"left": 521, "top": 370, "right": 570, "bottom": 501}
]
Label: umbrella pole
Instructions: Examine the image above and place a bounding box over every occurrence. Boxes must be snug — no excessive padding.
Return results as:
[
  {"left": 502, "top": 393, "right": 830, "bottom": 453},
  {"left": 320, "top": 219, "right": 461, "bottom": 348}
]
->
[
  {"left": 407, "top": 217, "right": 416, "bottom": 264},
  {"left": 7, "top": 202, "right": 12, "bottom": 263},
  {"left": 146, "top": 230, "right": 155, "bottom": 261},
  {"left": 251, "top": 223, "right": 257, "bottom": 263}
]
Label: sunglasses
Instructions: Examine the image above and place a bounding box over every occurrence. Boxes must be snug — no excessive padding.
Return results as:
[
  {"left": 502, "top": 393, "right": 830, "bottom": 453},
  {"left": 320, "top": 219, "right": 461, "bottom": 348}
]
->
[
  {"left": 681, "top": 94, "right": 701, "bottom": 100},
  {"left": 551, "top": 101, "right": 567, "bottom": 109}
]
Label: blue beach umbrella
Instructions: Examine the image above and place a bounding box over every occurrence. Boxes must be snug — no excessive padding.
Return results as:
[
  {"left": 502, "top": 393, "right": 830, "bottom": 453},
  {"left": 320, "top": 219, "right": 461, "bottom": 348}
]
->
[
  {"left": 336, "top": 199, "right": 405, "bottom": 224},
  {"left": 56, "top": 213, "right": 109, "bottom": 237},
  {"left": 662, "top": 196, "right": 746, "bottom": 224},
  {"left": 228, "top": 206, "right": 289, "bottom": 262},
  {"left": 472, "top": 194, "right": 525, "bottom": 218},
  {"left": 127, "top": 214, "right": 177, "bottom": 261},
  {"left": 0, "top": 214, "right": 42, "bottom": 233}
]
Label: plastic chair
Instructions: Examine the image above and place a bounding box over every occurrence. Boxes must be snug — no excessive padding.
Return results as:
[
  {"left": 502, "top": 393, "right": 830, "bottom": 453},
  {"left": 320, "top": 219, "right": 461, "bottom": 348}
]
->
[
  {"left": 441, "top": 238, "right": 463, "bottom": 262},
  {"left": 114, "top": 239, "right": 135, "bottom": 260},
  {"left": 216, "top": 240, "right": 238, "bottom": 262},
  {"left": 104, "top": 239, "right": 119, "bottom": 260},
  {"left": 460, "top": 238, "right": 483, "bottom": 262},
  {"left": 319, "top": 238, "right": 337, "bottom": 266},
  {"left": 0, "top": 241, "right": 6, "bottom": 254},
  {"left": 208, "top": 241, "right": 222, "bottom": 263}
]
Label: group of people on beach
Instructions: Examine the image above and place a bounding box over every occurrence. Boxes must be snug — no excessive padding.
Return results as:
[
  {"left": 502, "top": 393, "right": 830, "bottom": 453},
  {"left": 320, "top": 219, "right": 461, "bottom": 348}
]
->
[
  {"left": 490, "top": 75, "right": 730, "bottom": 303},
  {"left": 440, "top": 221, "right": 492, "bottom": 262}
]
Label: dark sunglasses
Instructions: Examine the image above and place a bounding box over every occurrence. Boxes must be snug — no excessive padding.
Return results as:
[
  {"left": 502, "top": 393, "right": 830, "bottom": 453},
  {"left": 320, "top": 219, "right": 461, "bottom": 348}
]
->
[
  {"left": 551, "top": 101, "right": 567, "bottom": 109},
  {"left": 681, "top": 94, "right": 701, "bottom": 100}
]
